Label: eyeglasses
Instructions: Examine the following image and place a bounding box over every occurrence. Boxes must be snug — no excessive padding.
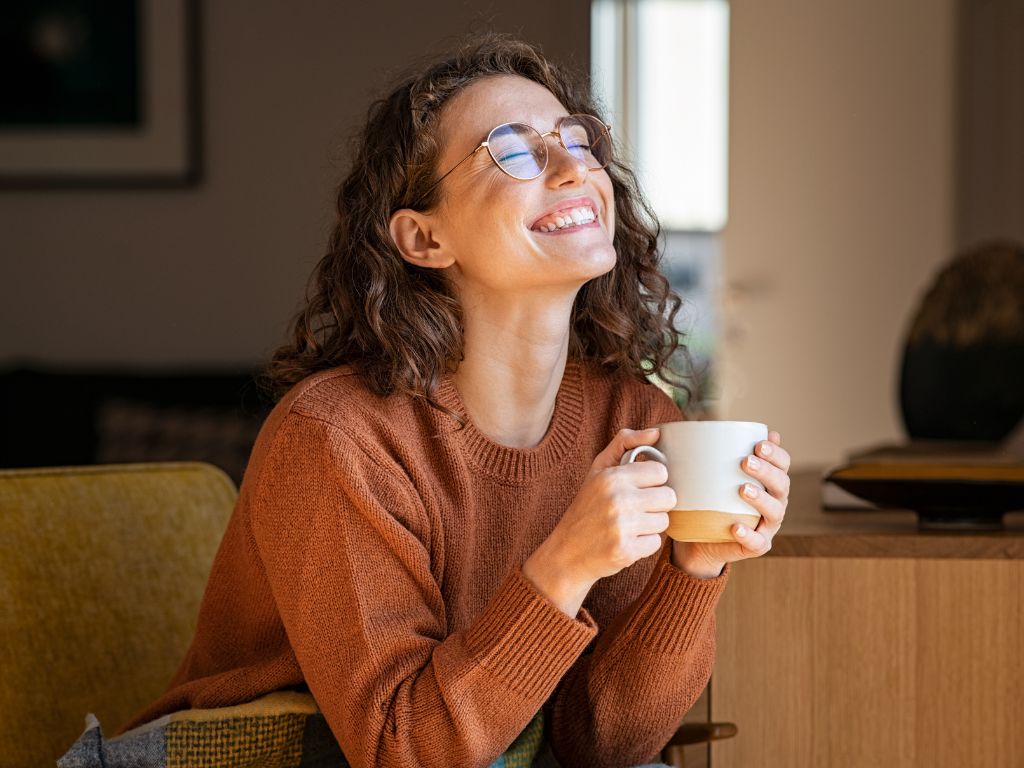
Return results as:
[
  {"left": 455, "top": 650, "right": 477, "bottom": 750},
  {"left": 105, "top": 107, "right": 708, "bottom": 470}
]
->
[{"left": 415, "top": 114, "right": 613, "bottom": 205}]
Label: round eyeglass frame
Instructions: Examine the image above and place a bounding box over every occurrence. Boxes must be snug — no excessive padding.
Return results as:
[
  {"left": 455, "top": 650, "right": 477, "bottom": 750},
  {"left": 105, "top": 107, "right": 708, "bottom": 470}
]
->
[{"left": 413, "top": 114, "right": 613, "bottom": 207}]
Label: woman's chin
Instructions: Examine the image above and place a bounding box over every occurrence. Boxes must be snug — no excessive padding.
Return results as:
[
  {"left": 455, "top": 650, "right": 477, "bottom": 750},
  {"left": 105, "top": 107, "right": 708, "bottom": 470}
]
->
[{"left": 572, "top": 242, "right": 618, "bottom": 281}]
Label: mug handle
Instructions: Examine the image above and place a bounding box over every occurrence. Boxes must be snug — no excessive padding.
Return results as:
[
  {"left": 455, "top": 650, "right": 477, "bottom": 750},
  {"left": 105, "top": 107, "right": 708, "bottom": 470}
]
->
[{"left": 620, "top": 445, "right": 669, "bottom": 466}]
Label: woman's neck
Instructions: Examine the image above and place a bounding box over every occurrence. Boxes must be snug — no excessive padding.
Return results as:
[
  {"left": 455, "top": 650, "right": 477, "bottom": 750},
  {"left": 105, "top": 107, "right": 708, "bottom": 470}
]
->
[{"left": 453, "top": 292, "right": 575, "bottom": 449}]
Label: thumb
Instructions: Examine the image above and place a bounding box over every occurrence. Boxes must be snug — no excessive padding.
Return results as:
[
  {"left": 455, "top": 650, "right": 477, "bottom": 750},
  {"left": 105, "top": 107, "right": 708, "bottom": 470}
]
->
[{"left": 591, "top": 427, "right": 661, "bottom": 473}]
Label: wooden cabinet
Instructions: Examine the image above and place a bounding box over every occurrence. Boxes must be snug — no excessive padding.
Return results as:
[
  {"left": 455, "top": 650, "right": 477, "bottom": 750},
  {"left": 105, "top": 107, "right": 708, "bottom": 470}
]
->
[{"left": 709, "top": 470, "right": 1024, "bottom": 767}]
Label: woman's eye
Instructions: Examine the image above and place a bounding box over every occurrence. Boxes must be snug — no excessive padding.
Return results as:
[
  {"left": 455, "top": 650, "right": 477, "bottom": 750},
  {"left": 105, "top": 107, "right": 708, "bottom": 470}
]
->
[{"left": 497, "top": 150, "right": 533, "bottom": 163}]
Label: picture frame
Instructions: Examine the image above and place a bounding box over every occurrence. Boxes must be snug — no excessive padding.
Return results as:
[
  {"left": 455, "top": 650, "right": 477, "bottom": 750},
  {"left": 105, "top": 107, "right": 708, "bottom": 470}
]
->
[{"left": 0, "top": 0, "right": 201, "bottom": 188}]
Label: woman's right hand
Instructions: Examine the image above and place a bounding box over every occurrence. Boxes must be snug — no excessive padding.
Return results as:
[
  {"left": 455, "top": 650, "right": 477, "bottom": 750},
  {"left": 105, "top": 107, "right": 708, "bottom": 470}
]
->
[{"left": 521, "top": 427, "right": 676, "bottom": 617}]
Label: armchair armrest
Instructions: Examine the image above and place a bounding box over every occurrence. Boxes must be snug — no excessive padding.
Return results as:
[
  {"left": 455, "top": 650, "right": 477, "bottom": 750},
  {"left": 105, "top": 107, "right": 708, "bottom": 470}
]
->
[
  {"left": 666, "top": 721, "right": 738, "bottom": 746},
  {"left": 661, "top": 721, "right": 738, "bottom": 768}
]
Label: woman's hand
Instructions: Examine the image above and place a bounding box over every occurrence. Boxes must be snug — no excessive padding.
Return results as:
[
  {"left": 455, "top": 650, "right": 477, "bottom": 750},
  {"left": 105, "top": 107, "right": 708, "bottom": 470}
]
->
[
  {"left": 671, "top": 430, "right": 791, "bottom": 579},
  {"left": 522, "top": 427, "right": 676, "bottom": 617}
]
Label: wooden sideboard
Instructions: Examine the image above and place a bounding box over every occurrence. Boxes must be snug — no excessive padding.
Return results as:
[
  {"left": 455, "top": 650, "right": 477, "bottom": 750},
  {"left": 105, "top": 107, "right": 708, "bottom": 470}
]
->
[{"left": 709, "top": 468, "right": 1024, "bottom": 768}]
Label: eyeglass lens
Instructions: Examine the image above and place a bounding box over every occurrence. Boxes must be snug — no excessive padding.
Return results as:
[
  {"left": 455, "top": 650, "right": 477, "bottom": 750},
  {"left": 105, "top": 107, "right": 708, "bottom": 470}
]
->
[{"left": 486, "top": 115, "right": 611, "bottom": 180}]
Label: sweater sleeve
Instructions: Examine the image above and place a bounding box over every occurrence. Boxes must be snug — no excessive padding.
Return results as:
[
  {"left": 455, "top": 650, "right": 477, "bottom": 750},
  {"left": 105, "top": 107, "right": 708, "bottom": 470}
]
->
[
  {"left": 248, "top": 412, "right": 597, "bottom": 768},
  {"left": 545, "top": 383, "right": 731, "bottom": 768},
  {"left": 547, "top": 546, "right": 730, "bottom": 767}
]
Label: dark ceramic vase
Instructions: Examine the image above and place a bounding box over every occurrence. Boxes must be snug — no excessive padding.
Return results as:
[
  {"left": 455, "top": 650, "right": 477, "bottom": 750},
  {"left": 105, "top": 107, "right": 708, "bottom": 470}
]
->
[{"left": 899, "top": 340, "right": 1024, "bottom": 441}]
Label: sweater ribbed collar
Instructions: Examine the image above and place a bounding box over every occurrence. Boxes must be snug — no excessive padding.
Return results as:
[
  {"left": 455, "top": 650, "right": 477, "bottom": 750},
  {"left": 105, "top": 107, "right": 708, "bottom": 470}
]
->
[{"left": 434, "top": 360, "right": 586, "bottom": 484}]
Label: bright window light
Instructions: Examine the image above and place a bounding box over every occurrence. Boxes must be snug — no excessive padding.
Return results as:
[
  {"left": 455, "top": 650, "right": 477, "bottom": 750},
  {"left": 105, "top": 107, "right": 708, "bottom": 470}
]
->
[{"left": 592, "top": 0, "right": 730, "bottom": 231}]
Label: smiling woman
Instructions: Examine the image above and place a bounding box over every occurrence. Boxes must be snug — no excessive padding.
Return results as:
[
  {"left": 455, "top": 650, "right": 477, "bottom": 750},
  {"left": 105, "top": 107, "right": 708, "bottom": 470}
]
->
[
  {"left": 262, "top": 37, "right": 697, "bottom": 425},
  {"left": 59, "top": 33, "right": 790, "bottom": 768},
  {"left": 386, "top": 74, "right": 622, "bottom": 364}
]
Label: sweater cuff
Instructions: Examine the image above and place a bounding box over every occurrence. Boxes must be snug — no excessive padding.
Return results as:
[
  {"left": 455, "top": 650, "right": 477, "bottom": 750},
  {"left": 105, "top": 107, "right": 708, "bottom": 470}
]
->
[
  {"left": 463, "top": 568, "right": 597, "bottom": 700},
  {"left": 619, "top": 543, "right": 731, "bottom": 656}
]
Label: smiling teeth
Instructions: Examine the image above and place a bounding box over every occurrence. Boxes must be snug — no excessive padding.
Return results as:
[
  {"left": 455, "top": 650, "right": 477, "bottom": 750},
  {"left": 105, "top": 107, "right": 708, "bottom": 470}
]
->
[{"left": 535, "top": 206, "right": 596, "bottom": 232}]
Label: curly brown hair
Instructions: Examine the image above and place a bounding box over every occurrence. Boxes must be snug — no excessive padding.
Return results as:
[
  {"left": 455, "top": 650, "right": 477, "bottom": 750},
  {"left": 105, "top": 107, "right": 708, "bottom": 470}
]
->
[{"left": 261, "top": 33, "right": 700, "bottom": 415}]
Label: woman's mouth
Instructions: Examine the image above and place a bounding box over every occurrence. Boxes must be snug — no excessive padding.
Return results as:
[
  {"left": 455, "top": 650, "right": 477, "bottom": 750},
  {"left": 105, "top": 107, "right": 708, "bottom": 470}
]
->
[{"left": 530, "top": 205, "right": 598, "bottom": 233}]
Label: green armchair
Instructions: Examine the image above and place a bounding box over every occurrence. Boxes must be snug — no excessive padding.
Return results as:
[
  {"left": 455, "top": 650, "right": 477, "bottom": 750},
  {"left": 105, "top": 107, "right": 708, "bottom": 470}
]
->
[{"left": 0, "top": 462, "right": 236, "bottom": 767}]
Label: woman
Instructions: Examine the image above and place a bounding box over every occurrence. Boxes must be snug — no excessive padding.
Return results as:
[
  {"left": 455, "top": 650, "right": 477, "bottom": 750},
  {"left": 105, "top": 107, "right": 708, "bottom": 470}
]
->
[{"left": 119, "top": 35, "right": 791, "bottom": 767}]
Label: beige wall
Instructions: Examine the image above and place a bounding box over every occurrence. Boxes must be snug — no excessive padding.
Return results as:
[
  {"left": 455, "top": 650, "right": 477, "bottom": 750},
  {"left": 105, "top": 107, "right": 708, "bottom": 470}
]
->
[
  {"left": 0, "top": 0, "right": 589, "bottom": 368},
  {"left": 717, "top": 0, "right": 957, "bottom": 468}
]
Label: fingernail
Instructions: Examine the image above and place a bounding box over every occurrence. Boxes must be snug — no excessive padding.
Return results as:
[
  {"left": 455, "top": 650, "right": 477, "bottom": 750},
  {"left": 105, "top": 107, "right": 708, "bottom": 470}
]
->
[
  {"left": 761, "top": 441, "right": 773, "bottom": 456},
  {"left": 743, "top": 483, "right": 759, "bottom": 498},
  {"left": 736, "top": 526, "right": 747, "bottom": 537},
  {"left": 747, "top": 456, "right": 761, "bottom": 470}
]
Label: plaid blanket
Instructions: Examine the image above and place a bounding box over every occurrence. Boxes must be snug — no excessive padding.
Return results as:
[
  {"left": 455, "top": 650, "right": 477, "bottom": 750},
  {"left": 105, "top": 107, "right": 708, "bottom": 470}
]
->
[{"left": 57, "top": 691, "right": 546, "bottom": 768}]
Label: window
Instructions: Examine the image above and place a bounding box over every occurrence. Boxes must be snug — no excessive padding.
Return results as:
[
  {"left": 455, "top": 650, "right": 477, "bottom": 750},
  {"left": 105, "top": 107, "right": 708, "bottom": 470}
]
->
[
  {"left": 592, "top": 0, "right": 730, "bottom": 411},
  {"left": 592, "top": 0, "right": 729, "bottom": 231}
]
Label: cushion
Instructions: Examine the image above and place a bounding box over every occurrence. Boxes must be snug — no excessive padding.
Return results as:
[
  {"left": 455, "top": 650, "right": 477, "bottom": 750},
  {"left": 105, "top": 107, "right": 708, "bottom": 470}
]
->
[{"left": 58, "top": 692, "right": 545, "bottom": 768}]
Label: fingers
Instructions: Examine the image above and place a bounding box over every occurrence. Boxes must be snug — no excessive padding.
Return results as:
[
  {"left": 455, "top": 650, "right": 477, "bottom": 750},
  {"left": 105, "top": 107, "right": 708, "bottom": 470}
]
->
[
  {"left": 602, "top": 482, "right": 674, "bottom": 537},
  {"left": 592, "top": 427, "right": 660, "bottom": 472},
  {"left": 616, "top": 458, "right": 670, "bottom": 488},
  {"left": 732, "top": 521, "right": 772, "bottom": 555},
  {"left": 738, "top": 438, "right": 788, "bottom": 547},
  {"left": 738, "top": 480, "right": 786, "bottom": 528},
  {"left": 755, "top": 434, "right": 791, "bottom": 473},
  {"left": 742, "top": 449, "right": 791, "bottom": 501},
  {"left": 598, "top": 468, "right": 675, "bottom": 518},
  {"left": 634, "top": 484, "right": 677, "bottom": 512},
  {"left": 635, "top": 511, "right": 671, "bottom": 536}
]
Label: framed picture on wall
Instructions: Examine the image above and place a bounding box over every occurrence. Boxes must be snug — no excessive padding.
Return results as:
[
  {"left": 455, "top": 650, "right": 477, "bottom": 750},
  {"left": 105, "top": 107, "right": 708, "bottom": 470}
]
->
[{"left": 0, "top": 0, "right": 201, "bottom": 188}]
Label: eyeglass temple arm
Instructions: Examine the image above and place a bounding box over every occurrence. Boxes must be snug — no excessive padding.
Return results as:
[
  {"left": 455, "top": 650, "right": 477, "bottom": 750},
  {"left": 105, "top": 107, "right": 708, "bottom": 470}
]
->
[{"left": 413, "top": 144, "right": 486, "bottom": 207}]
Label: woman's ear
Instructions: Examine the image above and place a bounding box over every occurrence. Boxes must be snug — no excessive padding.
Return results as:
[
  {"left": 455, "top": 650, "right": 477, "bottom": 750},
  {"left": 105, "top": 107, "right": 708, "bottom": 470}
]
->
[{"left": 388, "top": 209, "right": 455, "bottom": 269}]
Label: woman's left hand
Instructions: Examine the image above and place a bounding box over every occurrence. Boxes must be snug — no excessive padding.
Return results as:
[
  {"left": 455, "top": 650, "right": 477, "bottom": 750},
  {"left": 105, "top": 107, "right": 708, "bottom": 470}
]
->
[{"left": 671, "top": 430, "right": 791, "bottom": 579}]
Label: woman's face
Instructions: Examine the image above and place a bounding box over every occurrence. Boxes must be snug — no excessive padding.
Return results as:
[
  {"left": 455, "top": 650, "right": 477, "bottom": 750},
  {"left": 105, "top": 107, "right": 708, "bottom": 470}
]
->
[{"left": 430, "top": 74, "right": 617, "bottom": 298}]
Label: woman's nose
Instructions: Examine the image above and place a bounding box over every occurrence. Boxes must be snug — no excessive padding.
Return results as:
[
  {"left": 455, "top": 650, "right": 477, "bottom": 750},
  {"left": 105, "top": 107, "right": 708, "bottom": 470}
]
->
[{"left": 544, "top": 137, "right": 588, "bottom": 186}]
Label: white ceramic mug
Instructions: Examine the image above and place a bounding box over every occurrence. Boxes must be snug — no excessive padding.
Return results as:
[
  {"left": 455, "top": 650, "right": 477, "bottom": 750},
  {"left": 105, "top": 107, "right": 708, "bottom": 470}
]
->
[{"left": 619, "top": 420, "right": 768, "bottom": 542}]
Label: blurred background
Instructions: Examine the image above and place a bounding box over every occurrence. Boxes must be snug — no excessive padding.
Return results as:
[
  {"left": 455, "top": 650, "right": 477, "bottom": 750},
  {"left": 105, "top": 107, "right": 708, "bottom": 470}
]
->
[{"left": 0, "top": 0, "right": 1021, "bottom": 479}]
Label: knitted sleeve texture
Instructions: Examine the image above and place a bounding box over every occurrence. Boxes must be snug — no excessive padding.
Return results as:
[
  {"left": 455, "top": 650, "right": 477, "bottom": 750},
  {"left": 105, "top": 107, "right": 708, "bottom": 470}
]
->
[
  {"left": 544, "top": 385, "right": 732, "bottom": 768},
  {"left": 248, "top": 411, "right": 597, "bottom": 768}
]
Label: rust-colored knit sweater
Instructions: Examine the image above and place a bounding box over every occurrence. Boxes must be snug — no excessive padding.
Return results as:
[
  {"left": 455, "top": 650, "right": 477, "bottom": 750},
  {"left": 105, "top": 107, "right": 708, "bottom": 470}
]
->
[{"left": 121, "top": 360, "right": 730, "bottom": 768}]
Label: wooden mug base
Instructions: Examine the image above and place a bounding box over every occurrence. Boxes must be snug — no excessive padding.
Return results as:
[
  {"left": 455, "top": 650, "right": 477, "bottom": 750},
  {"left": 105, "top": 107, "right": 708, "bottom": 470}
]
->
[{"left": 666, "top": 509, "right": 761, "bottom": 543}]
